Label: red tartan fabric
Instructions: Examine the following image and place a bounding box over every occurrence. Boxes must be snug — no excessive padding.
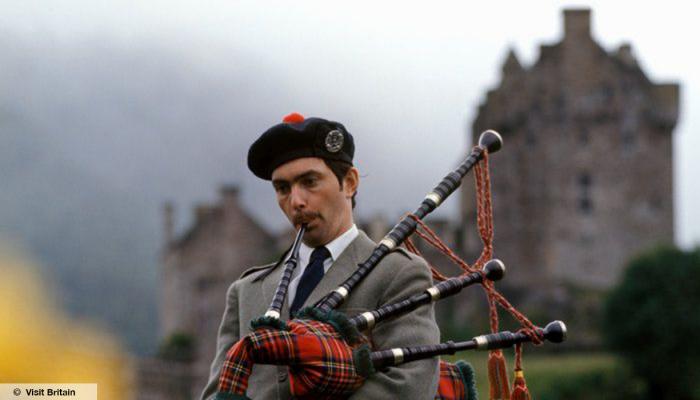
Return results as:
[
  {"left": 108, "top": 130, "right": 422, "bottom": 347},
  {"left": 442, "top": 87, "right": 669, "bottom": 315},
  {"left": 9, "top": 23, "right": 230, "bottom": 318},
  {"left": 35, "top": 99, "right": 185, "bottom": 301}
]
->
[
  {"left": 217, "top": 333, "right": 255, "bottom": 395},
  {"left": 435, "top": 361, "right": 467, "bottom": 400},
  {"left": 217, "top": 319, "right": 366, "bottom": 399}
]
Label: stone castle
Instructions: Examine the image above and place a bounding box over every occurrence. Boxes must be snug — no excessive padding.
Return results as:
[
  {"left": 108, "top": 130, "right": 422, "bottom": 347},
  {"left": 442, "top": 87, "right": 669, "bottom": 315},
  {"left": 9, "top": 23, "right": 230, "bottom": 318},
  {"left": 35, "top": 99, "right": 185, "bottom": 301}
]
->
[
  {"left": 461, "top": 9, "right": 678, "bottom": 299},
  {"left": 138, "top": 186, "right": 275, "bottom": 399},
  {"left": 136, "top": 8, "right": 679, "bottom": 399}
]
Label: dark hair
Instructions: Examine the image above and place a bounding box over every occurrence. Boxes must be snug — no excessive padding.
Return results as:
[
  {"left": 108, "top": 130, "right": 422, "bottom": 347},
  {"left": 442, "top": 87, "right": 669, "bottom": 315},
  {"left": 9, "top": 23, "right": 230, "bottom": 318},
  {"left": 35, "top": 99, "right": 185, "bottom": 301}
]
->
[{"left": 323, "top": 159, "right": 357, "bottom": 209}]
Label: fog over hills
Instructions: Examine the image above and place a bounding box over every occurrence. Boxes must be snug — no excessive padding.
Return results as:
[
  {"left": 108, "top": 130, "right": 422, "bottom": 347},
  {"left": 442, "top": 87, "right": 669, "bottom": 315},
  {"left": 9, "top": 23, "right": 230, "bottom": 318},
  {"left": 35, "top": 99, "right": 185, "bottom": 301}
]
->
[
  {"left": 0, "top": 31, "right": 495, "bottom": 354},
  {"left": 0, "top": 34, "right": 304, "bottom": 354}
]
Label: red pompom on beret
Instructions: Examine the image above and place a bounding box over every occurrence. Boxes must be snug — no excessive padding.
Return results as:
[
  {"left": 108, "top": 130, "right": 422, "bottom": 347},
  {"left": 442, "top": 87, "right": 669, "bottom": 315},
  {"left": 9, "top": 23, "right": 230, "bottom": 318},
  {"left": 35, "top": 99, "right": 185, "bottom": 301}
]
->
[{"left": 282, "top": 112, "right": 305, "bottom": 124}]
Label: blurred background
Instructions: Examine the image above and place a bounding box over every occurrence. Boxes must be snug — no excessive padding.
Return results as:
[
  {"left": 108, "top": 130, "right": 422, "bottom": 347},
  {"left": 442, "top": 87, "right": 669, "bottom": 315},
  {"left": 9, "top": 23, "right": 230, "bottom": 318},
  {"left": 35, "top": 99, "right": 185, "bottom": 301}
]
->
[{"left": 1, "top": 1, "right": 698, "bottom": 399}]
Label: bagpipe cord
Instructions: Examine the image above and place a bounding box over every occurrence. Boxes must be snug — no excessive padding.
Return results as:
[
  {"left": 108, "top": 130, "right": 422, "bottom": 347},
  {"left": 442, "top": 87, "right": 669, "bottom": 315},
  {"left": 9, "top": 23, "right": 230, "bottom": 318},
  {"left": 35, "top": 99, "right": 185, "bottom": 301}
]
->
[
  {"left": 404, "top": 151, "right": 543, "bottom": 400},
  {"left": 510, "top": 343, "right": 531, "bottom": 400}
]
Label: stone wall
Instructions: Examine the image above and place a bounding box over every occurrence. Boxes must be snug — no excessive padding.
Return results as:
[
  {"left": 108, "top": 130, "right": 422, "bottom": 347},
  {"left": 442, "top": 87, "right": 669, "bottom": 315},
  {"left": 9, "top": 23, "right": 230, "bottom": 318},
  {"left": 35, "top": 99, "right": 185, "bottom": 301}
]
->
[
  {"left": 463, "top": 8, "right": 678, "bottom": 293},
  {"left": 134, "top": 358, "right": 195, "bottom": 400},
  {"left": 159, "top": 185, "right": 275, "bottom": 396}
]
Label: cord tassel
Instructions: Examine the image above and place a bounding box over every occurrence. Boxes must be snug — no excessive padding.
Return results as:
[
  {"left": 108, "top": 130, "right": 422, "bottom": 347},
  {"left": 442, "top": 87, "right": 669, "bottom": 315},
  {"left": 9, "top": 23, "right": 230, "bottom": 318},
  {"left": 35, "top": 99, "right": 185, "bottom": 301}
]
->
[
  {"left": 510, "top": 369, "right": 530, "bottom": 400},
  {"left": 488, "top": 350, "right": 510, "bottom": 400}
]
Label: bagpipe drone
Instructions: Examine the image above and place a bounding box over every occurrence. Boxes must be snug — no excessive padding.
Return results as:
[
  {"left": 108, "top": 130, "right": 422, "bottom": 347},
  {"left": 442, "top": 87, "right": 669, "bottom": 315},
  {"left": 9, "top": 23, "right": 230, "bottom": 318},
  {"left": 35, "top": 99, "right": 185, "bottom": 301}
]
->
[{"left": 215, "top": 130, "right": 567, "bottom": 400}]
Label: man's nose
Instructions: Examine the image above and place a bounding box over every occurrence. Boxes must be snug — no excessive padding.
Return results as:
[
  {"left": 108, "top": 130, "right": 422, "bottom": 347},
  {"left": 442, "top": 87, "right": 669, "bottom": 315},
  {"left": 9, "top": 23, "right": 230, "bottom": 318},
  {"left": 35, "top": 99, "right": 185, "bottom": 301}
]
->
[{"left": 289, "top": 185, "right": 306, "bottom": 209}]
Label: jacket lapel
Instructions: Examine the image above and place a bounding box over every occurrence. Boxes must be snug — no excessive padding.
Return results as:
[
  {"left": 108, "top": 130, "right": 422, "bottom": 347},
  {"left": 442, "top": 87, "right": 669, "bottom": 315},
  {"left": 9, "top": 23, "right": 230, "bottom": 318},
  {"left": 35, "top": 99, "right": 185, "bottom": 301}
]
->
[
  {"left": 304, "top": 231, "right": 375, "bottom": 309},
  {"left": 260, "top": 231, "right": 376, "bottom": 317}
]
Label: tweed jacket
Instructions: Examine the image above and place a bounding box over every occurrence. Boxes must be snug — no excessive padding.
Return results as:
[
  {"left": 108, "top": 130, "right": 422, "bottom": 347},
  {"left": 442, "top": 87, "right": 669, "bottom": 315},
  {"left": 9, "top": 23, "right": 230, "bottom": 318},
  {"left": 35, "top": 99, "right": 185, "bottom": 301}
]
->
[{"left": 200, "top": 230, "right": 440, "bottom": 400}]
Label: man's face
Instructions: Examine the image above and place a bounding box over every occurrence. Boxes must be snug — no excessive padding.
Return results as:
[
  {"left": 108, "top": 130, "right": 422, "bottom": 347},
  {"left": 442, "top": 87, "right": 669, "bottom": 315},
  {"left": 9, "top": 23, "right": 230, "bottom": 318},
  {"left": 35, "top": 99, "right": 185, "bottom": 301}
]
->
[{"left": 271, "top": 157, "right": 356, "bottom": 247}]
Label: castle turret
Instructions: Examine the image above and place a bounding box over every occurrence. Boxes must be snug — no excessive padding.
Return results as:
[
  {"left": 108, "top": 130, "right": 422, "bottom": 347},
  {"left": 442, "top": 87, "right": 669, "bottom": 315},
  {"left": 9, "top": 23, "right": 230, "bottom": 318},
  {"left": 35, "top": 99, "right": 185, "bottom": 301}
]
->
[
  {"left": 219, "top": 184, "right": 240, "bottom": 212},
  {"left": 563, "top": 8, "right": 591, "bottom": 41},
  {"left": 615, "top": 43, "right": 637, "bottom": 67},
  {"left": 501, "top": 48, "right": 523, "bottom": 77},
  {"left": 163, "top": 202, "right": 175, "bottom": 247}
]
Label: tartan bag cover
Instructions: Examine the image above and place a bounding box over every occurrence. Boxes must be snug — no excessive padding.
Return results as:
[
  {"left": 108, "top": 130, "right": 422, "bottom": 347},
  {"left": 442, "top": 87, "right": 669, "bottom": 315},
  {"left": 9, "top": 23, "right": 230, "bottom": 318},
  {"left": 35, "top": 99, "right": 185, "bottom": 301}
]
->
[
  {"left": 436, "top": 361, "right": 465, "bottom": 400},
  {"left": 217, "top": 319, "right": 366, "bottom": 399},
  {"left": 435, "top": 360, "right": 477, "bottom": 400}
]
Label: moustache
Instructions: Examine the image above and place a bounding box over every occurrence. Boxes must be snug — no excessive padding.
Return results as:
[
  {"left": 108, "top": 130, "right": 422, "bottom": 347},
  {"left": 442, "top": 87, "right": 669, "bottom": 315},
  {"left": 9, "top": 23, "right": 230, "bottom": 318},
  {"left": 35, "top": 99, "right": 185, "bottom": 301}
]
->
[{"left": 293, "top": 212, "right": 321, "bottom": 226}]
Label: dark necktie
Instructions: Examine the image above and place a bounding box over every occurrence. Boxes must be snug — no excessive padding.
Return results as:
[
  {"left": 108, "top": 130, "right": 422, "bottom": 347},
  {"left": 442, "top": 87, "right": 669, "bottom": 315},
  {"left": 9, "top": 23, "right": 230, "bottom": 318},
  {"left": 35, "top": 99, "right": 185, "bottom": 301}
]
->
[{"left": 290, "top": 246, "right": 331, "bottom": 317}]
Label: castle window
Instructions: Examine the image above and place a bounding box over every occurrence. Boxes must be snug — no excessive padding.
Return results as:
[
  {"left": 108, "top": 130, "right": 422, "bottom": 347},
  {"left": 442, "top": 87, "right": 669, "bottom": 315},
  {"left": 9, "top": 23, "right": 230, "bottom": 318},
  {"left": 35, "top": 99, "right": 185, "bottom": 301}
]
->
[
  {"left": 601, "top": 84, "right": 614, "bottom": 101},
  {"left": 555, "top": 95, "right": 567, "bottom": 124},
  {"left": 579, "top": 173, "right": 591, "bottom": 186},
  {"left": 579, "top": 127, "right": 589, "bottom": 145},
  {"left": 578, "top": 173, "right": 593, "bottom": 214},
  {"left": 197, "top": 277, "right": 215, "bottom": 292},
  {"left": 621, "top": 128, "right": 636, "bottom": 154},
  {"left": 580, "top": 233, "right": 594, "bottom": 246},
  {"left": 525, "top": 128, "right": 537, "bottom": 147}
]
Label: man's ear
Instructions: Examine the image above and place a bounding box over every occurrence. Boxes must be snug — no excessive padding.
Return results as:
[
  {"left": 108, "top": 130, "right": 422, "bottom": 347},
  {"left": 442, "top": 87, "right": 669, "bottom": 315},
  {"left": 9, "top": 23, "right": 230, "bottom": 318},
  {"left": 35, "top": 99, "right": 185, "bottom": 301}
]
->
[{"left": 343, "top": 167, "right": 360, "bottom": 198}]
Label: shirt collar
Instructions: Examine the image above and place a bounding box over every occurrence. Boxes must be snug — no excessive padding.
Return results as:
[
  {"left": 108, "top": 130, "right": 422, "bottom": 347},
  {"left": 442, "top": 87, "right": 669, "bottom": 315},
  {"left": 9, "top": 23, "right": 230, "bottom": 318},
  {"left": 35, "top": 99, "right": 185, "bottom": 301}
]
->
[{"left": 297, "top": 224, "right": 358, "bottom": 263}]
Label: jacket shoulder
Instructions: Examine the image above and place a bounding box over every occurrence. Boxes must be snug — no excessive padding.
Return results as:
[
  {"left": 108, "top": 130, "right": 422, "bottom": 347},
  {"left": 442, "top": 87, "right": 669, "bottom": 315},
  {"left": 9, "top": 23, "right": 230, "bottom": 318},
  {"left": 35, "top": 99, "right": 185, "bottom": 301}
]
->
[
  {"left": 355, "top": 230, "right": 419, "bottom": 262},
  {"left": 238, "top": 262, "right": 276, "bottom": 280},
  {"left": 390, "top": 247, "right": 417, "bottom": 260},
  {"left": 377, "top": 247, "right": 429, "bottom": 275}
]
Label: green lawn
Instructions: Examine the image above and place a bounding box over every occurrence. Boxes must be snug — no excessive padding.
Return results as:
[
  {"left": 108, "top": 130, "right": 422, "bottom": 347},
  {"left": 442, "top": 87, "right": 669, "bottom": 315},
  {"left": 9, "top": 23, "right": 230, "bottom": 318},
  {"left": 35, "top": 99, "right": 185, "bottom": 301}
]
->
[{"left": 444, "top": 352, "right": 620, "bottom": 399}]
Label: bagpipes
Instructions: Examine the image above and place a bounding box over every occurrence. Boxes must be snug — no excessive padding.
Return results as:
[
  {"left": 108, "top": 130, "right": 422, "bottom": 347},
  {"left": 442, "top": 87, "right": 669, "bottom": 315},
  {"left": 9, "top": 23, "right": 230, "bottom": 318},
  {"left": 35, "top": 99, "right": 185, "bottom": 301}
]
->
[{"left": 216, "top": 130, "right": 567, "bottom": 400}]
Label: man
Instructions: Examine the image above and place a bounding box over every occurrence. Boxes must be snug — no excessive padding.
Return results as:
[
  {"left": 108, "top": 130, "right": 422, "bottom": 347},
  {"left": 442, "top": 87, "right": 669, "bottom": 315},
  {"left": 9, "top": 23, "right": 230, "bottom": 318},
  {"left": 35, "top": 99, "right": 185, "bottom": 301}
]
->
[{"left": 200, "top": 113, "right": 440, "bottom": 399}]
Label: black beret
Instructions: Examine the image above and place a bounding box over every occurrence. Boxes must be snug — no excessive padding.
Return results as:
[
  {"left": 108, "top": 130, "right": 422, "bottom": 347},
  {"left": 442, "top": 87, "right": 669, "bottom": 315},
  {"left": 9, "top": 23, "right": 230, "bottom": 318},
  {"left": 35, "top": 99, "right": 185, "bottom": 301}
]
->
[{"left": 247, "top": 113, "right": 355, "bottom": 180}]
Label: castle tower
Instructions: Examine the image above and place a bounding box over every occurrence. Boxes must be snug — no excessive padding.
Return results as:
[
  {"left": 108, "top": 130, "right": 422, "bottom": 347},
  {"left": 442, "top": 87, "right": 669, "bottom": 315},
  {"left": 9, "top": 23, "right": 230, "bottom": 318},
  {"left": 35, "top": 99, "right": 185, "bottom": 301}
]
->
[
  {"left": 461, "top": 8, "right": 679, "bottom": 294},
  {"left": 160, "top": 185, "right": 274, "bottom": 394}
]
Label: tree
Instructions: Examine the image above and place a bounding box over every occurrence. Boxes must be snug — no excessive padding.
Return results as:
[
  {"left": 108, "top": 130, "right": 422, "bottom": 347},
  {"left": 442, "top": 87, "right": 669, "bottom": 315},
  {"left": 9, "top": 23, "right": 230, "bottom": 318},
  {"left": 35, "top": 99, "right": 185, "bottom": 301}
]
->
[{"left": 603, "top": 246, "right": 700, "bottom": 400}]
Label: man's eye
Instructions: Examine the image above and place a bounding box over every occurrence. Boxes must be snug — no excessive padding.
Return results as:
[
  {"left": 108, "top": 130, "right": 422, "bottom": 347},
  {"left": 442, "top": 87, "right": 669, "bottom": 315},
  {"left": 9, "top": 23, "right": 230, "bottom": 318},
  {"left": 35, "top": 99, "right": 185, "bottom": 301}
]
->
[
  {"left": 275, "top": 185, "right": 290, "bottom": 194},
  {"left": 303, "top": 177, "right": 318, "bottom": 187}
]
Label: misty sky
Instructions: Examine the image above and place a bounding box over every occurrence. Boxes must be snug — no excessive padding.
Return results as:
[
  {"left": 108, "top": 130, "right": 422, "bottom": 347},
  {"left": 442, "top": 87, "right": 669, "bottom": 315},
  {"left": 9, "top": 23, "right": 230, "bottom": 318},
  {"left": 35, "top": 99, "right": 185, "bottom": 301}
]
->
[{"left": 2, "top": 0, "right": 698, "bottom": 247}]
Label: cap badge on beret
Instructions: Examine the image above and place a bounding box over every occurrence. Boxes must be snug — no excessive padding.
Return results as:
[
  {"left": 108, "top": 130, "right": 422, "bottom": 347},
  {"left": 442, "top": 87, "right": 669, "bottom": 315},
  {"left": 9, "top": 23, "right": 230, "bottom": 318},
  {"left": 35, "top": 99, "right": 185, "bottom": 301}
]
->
[
  {"left": 248, "top": 115, "right": 354, "bottom": 180},
  {"left": 325, "top": 130, "right": 344, "bottom": 153}
]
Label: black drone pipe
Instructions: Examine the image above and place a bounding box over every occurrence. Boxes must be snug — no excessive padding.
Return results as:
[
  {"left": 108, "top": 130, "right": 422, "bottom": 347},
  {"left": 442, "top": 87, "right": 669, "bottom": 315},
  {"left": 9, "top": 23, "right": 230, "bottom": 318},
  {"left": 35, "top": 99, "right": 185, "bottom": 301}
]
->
[
  {"left": 316, "top": 130, "right": 503, "bottom": 313},
  {"left": 369, "top": 321, "right": 567, "bottom": 370},
  {"left": 350, "top": 259, "right": 506, "bottom": 331},
  {"left": 264, "top": 224, "right": 307, "bottom": 319}
]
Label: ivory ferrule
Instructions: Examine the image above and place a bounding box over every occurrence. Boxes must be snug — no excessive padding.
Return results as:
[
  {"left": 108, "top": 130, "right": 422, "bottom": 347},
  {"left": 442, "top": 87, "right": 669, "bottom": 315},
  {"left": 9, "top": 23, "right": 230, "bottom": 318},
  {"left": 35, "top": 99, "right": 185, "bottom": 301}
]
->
[
  {"left": 474, "top": 335, "right": 488, "bottom": 350},
  {"left": 334, "top": 286, "right": 349, "bottom": 299},
  {"left": 425, "top": 192, "right": 442, "bottom": 206},
  {"left": 264, "top": 310, "right": 281, "bottom": 319},
  {"left": 427, "top": 287, "right": 441, "bottom": 301},
  {"left": 391, "top": 348, "right": 404, "bottom": 364},
  {"left": 360, "top": 312, "right": 376, "bottom": 329},
  {"left": 379, "top": 237, "right": 396, "bottom": 250}
]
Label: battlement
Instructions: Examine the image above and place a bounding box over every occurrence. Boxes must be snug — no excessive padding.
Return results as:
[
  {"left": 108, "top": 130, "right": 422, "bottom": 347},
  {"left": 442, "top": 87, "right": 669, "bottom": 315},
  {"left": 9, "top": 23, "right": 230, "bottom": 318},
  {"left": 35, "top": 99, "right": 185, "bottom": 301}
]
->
[
  {"left": 615, "top": 43, "right": 637, "bottom": 67},
  {"left": 564, "top": 8, "right": 591, "bottom": 40},
  {"left": 501, "top": 48, "right": 524, "bottom": 80},
  {"left": 652, "top": 83, "right": 681, "bottom": 130}
]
